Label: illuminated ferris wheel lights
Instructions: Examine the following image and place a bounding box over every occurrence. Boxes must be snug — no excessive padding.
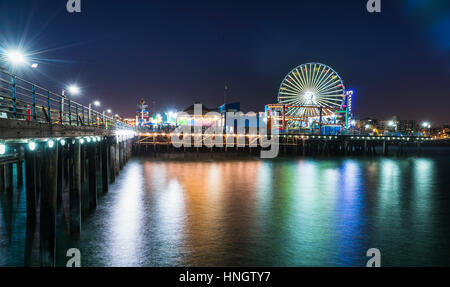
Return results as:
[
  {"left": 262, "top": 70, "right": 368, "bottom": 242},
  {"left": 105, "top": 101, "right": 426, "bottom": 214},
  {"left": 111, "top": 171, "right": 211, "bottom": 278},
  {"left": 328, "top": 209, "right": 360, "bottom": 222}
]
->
[{"left": 278, "top": 63, "right": 345, "bottom": 120}]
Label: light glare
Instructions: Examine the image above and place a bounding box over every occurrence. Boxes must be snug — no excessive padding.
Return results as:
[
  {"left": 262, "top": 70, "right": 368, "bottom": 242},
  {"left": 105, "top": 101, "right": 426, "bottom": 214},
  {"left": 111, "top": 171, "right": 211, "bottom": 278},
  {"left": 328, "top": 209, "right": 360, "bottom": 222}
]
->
[
  {"left": 68, "top": 85, "right": 80, "bottom": 95},
  {"left": 6, "top": 50, "right": 27, "bottom": 66}
]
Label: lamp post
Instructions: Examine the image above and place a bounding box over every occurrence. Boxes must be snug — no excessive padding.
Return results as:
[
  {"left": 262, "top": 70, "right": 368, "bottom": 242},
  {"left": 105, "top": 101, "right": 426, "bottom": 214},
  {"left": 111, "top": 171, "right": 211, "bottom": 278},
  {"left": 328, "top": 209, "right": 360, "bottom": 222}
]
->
[
  {"left": 102, "top": 109, "right": 112, "bottom": 128},
  {"left": 62, "top": 85, "right": 80, "bottom": 125},
  {"left": 422, "top": 122, "right": 431, "bottom": 137},
  {"left": 89, "top": 100, "right": 100, "bottom": 125},
  {"left": 350, "top": 120, "right": 356, "bottom": 135},
  {"left": 2, "top": 49, "right": 39, "bottom": 70},
  {"left": 388, "top": 121, "right": 398, "bottom": 136}
]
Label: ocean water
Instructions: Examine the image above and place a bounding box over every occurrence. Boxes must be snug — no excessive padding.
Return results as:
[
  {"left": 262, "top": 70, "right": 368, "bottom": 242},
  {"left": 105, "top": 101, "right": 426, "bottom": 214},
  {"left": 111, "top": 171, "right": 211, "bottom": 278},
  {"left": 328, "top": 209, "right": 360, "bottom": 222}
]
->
[{"left": 1, "top": 156, "right": 450, "bottom": 267}]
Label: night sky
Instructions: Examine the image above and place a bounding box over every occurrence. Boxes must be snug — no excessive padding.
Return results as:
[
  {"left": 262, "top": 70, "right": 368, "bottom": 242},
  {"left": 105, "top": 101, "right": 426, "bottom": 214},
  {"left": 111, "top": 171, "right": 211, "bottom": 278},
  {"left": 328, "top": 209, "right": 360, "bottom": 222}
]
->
[{"left": 1, "top": 0, "right": 449, "bottom": 124}]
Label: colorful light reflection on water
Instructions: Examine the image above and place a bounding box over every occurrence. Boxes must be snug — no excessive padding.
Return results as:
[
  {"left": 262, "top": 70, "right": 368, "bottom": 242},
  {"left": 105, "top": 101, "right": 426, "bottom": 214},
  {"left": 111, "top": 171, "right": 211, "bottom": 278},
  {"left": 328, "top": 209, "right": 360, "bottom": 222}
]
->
[{"left": 1, "top": 157, "right": 450, "bottom": 267}]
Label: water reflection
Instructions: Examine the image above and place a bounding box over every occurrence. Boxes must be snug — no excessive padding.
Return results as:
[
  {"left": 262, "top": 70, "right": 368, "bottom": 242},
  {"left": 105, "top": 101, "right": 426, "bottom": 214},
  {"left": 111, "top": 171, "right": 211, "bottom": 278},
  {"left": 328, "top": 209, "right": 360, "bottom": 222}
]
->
[
  {"left": 1, "top": 157, "right": 450, "bottom": 266},
  {"left": 108, "top": 162, "right": 145, "bottom": 266}
]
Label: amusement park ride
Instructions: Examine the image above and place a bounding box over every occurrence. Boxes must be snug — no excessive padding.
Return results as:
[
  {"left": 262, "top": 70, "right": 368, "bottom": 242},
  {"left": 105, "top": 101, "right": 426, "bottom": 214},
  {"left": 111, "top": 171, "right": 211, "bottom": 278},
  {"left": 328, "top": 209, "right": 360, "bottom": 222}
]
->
[{"left": 266, "top": 62, "right": 354, "bottom": 135}]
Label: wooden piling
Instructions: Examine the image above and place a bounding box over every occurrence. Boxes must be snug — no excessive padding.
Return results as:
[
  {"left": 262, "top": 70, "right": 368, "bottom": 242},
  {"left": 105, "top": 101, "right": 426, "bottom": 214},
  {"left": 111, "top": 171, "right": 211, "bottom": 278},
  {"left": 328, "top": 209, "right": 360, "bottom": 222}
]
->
[
  {"left": 24, "top": 149, "right": 37, "bottom": 223},
  {"left": 114, "top": 143, "right": 120, "bottom": 176},
  {"left": 40, "top": 144, "right": 58, "bottom": 267},
  {"left": 102, "top": 141, "right": 109, "bottom": 194},
  {"left": 109, "top": 144, "right": 116, "bottom": 183},
  {"left": 57, "top": 142, "right": 64, "bottom": 211},
  {"left": 70, "top": 140, "right": 82, "bottom": 237},
  {"left": 5, "top": 163, "right": 13, "bottom": 193},
  {"left": 88, "top": 142, "right": 97, "bottom": 210},
  {"left": 0, "top": 165, "right": 5, "bottom": 192},
  {"left": 17, "top": 147, "right": 24, "bottom": 186},
  {"left": 80, "top": 144, "right": 86, "bottom": 184}
]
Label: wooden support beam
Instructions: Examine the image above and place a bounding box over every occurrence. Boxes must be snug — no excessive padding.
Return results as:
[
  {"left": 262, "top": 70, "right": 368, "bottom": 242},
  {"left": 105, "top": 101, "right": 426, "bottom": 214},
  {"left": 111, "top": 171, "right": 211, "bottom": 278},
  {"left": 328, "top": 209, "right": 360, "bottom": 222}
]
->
[
  {"left": 80, "top": 145, "right": 86, "bottom": 184},
  {"left": 24, "top": 149, "right": 37, "bottom": 223},
  {"left": 40, "top": 144, "right": 58, "bottom": 267},
  {"left": 70, "top": 140, "right": 82, "bottom": 237},
  {"left": 109, "top": 144, "right": 116, "bottom": 183},
  {"left": 0, "top": 165, "right": 5, "bottom": 192},
  {"left": 115, "top": 142, "right": 120, "bottom": 176},
  {"left": 119, "top": 142, "right": 124, "bottom": 170},
  {"left": 102, "top": 141, "right": 109, "bottom": 194},
  {"left": 17, "top": 147, "right": 24, "bottom": 186},
  {"left": 5, "top": 163, "right": 13, "bottom": 193},
  {"left": 57, "top": 142, "right": 64, "bottom": 212},
  {"left": 88, "top": 142, "right": 97, "bottom": 210}
]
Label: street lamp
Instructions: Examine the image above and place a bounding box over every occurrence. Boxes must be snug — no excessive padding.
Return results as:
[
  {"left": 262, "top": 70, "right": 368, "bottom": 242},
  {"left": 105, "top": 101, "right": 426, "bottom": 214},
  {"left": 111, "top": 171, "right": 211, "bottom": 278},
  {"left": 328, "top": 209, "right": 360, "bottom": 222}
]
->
[
  {"left": 422, "top": 122, "right": 431, "bottom": 136},
  {"left": 1, "top": 49, "right": 39, "bottom": 71},
  {"left": 67, "top": 85, "right": 80, "bottom": 96},
  {"left": 102, "top": 108, "right": 112, "bottom": 118},
  {"left": 61, "top": 84, "right": 81, "bottom": 125},
  {"left": 388, "top": 120, "right": 398, "bottom": 135},
  {"left": 5, "top": 50, "right": 27, "bottom": 66},
  {"left": 89, "top": 100, "right": 101, "bottom": 125}
]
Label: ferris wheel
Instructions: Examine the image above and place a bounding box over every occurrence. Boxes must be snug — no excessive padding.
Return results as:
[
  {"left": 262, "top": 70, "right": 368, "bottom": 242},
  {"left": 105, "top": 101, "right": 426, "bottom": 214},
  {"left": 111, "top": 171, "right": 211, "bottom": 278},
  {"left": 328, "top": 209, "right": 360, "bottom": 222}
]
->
[{"left": 278, "top": 63, "right": 345, "bottom": 118}]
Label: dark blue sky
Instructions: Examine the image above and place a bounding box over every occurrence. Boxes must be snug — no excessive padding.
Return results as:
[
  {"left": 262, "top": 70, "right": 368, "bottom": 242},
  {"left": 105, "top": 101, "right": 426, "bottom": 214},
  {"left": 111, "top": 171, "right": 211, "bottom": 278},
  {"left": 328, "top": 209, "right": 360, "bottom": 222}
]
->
[{"left": 1, "top": 0, "right": 449, "bottom": 124}]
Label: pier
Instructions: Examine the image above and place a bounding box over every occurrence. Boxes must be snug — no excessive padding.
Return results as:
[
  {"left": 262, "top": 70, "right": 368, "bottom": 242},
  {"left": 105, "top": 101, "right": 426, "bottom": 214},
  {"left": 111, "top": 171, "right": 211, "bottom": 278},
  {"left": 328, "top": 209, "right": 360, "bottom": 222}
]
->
[
  {"left": 134, "top": 133, "right": 430, "bottom": 157},
  {"left": 0, "top": 69, "right": 134, "bottom": 266}
]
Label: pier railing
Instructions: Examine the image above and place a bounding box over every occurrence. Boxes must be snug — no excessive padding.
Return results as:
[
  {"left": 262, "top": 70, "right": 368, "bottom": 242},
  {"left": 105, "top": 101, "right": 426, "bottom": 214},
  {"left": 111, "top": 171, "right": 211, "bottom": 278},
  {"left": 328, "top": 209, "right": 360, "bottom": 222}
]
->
[{"left": 0, "top": 68, "right": 131, "bottom": 130}]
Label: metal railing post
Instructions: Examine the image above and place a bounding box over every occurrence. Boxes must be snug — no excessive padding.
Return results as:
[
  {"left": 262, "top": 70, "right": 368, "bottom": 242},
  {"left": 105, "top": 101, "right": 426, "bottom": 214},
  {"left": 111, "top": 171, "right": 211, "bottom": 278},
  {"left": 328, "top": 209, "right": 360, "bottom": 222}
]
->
[
  {"left": 82, "top": 106, "right": 85, "bottom": 125},
  {"left": 76, "top": 105, "right": 79, "bottom": 126},
  {"left": 11, "top": 76, "right": 17, "bottom": 118},
  {"left": 59, "top": 97, "right": 63, "bottom": 124},
  {"left": 47, "top": 90, "right": 52, "bottom": 123},
  {"left": 32, "top": 85, "right": 37, "bottom": 121},
  {"left": 68, "top": 99, "right": 72, "bottom": 125}
]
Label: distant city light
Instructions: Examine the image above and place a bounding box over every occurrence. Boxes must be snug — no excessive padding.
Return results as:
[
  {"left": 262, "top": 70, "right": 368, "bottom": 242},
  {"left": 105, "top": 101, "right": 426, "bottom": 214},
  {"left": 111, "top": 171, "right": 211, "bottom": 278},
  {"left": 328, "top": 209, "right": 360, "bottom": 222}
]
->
[
  {"left": 388, "top": 121, "right": 396, "bottom": 127},
  {"left": 94, "top": 101, "right": 101, "bottom": 107},
  {"left": 106, "top": 109, "right": 112, "bottom": 113},
  {"left": 31, "top": 63, "right": 38, "bottom": 69},
  {"left": 422, "top": 122, "right": 431, "bottom": 129}
]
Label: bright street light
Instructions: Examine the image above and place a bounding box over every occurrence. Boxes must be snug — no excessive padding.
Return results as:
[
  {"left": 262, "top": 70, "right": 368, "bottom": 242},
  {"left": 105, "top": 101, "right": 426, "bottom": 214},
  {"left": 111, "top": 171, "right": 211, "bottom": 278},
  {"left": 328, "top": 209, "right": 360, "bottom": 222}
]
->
[
  {"left": 67, "top": 85, "right": 80, "bottom": 95},
  {"left": 422, "top": 122, "right": 431, "bottom": 129},
  {"left": 93, "top": 101, "right": 101, "bottom": 107},
  {"left": 5, "top": 50, "right": 27, "bottom": 66}
]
